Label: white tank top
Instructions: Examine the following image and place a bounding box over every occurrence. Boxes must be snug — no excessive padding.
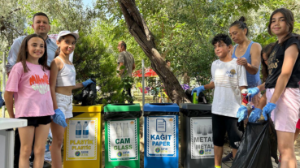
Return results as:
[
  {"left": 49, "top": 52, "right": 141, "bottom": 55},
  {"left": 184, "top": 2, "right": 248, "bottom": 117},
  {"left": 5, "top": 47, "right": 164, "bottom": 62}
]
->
[{"left": 56, "top": 57, "right": 76, "bottom": 87}]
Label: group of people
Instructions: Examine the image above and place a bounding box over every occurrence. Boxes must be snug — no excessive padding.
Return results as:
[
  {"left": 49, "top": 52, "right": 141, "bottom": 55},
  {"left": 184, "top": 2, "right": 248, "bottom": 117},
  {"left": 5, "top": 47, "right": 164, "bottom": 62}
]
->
[
  {"left": 191, "top": 8, "right": 300, "bottom": 168},
  {"left": 1, "top": 7, "right": 300, "bottom": 168},
  {"left": 1, "top": 12, "right": 95, "bottom": 168},
  {"left": 0, "top": 11, "right": 136, "bottom": 168}
]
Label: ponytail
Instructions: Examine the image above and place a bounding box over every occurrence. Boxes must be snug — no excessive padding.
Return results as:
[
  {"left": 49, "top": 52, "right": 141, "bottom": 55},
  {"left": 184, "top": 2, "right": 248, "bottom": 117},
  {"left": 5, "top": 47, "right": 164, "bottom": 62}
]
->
[
  {"left": 230, "top": 16, "right": 249, "bottom": 36},
  {"left": 55, "top": 47, "right": 60, "bottom": 57}
]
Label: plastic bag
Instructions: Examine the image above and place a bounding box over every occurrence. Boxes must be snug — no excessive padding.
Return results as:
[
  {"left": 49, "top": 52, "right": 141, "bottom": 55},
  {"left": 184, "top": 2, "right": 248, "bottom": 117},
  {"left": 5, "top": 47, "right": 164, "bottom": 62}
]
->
[
  {"left": 231, "top": 119, "right": 279, "bottom": 168},
  {"left": 73, "top": 78, "right": 97, "bottom": 105}
]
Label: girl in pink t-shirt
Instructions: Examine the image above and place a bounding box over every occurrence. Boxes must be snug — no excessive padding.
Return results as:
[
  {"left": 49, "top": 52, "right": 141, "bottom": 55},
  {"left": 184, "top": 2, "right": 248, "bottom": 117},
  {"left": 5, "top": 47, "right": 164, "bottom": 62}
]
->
[{"left": 4, "top": 34, "right": 54, "bottom": 168}]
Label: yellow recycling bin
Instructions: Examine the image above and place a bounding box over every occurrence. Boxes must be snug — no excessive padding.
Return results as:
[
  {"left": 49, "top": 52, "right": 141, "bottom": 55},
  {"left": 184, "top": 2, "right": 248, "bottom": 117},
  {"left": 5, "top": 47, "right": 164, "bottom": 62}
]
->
[{"left": 63, "top": 105, "right": 103, "bottom": 168}]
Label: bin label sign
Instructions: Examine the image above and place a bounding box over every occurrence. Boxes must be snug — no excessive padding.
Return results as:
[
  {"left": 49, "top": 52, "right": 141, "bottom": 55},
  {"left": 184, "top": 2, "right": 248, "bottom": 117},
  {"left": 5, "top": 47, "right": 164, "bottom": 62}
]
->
[
  {"left": 190, "top": 117, "right": 214, "bottom": 159},
  {"left": 147, "top": 116, "right": 176, "bottom": 157},
  {"left": 108, "top": 119, "right": 138, "bottom": 161},
  {"left": 66, "top": 118, "right": 98, "bottom": 160}
]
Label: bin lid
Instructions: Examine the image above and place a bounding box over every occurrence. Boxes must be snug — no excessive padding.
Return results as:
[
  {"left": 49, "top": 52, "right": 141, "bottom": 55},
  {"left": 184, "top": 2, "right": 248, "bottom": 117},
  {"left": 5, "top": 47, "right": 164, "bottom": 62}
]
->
[
  {"left": 143, "top": 103, "right": 179, "bottom": 112},
  {"left": 73, "top": 104, "right": 104, "bottom": 113},
  {"left": 104, "top": 103, "right": 141, "bottom": 112},
  {"left": 181, "top": 103, "right": 211, "bottom": 111}
]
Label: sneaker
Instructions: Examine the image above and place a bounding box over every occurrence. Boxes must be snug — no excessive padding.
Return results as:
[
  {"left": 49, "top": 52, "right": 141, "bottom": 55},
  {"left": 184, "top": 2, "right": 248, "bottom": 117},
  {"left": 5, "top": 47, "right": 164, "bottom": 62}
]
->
[{"left": 222, "top": 152, "right": 233, "bottom": 162}]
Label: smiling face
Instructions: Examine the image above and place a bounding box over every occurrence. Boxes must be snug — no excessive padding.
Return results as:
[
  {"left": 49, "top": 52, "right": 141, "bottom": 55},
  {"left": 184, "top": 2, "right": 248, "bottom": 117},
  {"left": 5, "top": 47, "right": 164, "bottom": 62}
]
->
[
  {"left": 213, "top": 41, "right": 231, "bottom": 59},
  {"left": 229, "top": 26, "right": 247, "bottom": 44},
  {"left": 57, "top": 35, "right": 76, "bottom": 56},
  {"left": 32, "top": 15, "right": 50, "bottom": 36},
  {"left": 27, "top": 37, "right": 45, "bottom": 60},
  {"left": 270, "top": 12, "right": 289, "bottom": 36}
]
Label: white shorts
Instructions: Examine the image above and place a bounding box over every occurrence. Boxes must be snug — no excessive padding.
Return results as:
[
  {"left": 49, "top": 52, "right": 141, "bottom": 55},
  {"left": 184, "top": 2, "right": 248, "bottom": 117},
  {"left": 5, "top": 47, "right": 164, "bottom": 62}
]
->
[{"left": 56, "top": 93, "right": 73, "bottom": 119}]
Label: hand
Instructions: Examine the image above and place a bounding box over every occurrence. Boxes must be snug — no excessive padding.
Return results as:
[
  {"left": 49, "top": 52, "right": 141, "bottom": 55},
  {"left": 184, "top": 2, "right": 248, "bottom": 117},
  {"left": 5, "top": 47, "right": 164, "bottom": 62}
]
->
[
  {"left": 237, "top": 58, "right": 248, "bottom": 66},
  {"left": 82, "top": 79, "right": 95, "bottom": 87},
  {"left": 0, "top": 92, "right": 4, "bottom": 108},
  {"left": 53, "top": 109, "right": 67, "bottom": 128},
  {"left": 262, "top": 102, "right": 276, "bottom": 120},
  {"left": 237, "top": 105, "right": 248, "bottom": 122},
  {"left": 191, "top": 86, "right": 205, "bottom": 97},
  {"left": 248, "top": 108, "right": 262, "bottom": 123},
  {"left": 247, "top": 87, "right": 260, "bottom": 98}
]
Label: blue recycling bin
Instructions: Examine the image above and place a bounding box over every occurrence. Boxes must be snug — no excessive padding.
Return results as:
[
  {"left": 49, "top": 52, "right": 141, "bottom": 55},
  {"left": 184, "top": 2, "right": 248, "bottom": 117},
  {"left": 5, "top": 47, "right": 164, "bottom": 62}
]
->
[{"left": 143, "top": 103, "right": 179, "bottom": 168}]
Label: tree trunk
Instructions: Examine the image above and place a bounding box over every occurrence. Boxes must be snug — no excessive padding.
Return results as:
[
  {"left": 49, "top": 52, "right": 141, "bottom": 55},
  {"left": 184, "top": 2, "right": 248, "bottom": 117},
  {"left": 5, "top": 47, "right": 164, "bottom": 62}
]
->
[{"left": 118, "top": 0, "right": 190, "bottom": 104}]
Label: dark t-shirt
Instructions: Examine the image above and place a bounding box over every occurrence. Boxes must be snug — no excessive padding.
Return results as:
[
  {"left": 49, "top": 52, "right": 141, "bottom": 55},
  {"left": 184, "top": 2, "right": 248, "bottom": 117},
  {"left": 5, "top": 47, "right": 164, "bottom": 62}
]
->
[{"left": 265, "top": 36, "right": 300, "bottom": 88}]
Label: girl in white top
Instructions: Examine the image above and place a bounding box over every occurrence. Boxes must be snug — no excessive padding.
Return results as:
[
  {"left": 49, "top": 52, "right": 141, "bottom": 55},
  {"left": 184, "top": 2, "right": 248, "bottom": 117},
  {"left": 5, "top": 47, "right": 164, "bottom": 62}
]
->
[{"left": 49, "top": 31, "right": 94, "bottom": 168}]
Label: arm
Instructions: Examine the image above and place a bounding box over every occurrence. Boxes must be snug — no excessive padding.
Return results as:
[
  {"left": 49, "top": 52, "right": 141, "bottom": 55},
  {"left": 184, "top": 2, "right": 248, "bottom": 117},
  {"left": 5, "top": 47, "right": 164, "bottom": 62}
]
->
[
  {"left": 204, "top": 81, "right": 214, "bottom": 90},
  {"left": 50, "top": 60, "right": 59, "bottom": 110},
  {"left": 257, "top": 93, "right": 267, "bottom": 109},
  {"left": 257, "top": 82, "right": 265, "bottom": 91},
  {"left": 119, "top": 62, "right": 124, "bottom": 76},
  {"left": 6, "top": 37, "right": 23, "bottom": 73},
  {"left": 270, "top": 44, "right": 299, "bottom": 104},
  {"left": 4, "top": 91, "right": 15, "bottom": 118},
  {"left": 238, "top": 43, "right": 262, "bottom": 75},
  {"left": 132, "top": 63, "right": 136, "bottom": 71},
  {"left": 73, "top": 83, "right": 84, "bottom": 90}
]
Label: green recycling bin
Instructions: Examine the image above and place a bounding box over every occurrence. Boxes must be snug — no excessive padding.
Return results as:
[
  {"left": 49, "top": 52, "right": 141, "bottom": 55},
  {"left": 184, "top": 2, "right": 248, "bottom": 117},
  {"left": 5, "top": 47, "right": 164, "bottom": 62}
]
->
[{"left": 104, "top": 103, "right": 142, "bottom": 168}]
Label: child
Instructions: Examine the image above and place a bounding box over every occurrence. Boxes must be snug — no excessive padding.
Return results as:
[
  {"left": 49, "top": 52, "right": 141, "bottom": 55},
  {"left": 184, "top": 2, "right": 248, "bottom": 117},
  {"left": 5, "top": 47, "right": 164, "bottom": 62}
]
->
[
  {"left": 4, "top": 34, "right": 54, "bottom": 168},
  {"left": 49, "top": 30, "right": 94, "bottom": 168},
  {"left": 247, "top": 43, "right": 275, "bottom": 123},
  {"left": 191, "top": 34, "right": 247, "bottom": 168},
  {"left": 261, "top": 8, "right": 300, "bottom": 168},
  {"left": 247, "top": 41, "right": 300, "bottom": 165}
]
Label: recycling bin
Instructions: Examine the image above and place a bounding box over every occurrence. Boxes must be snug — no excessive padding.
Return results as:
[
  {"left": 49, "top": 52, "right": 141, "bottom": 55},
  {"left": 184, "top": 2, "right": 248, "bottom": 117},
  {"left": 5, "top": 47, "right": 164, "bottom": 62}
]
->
[
  {"left": 180, "top": 103, "right": 214, "bottom": 168},
  {"left": 143, "top": 103, "right": 179, "bottom": 168},
  {"left": 63, "top": 105, "right": 103, "bottom": 168},
  {"left": 104, "top": 103, "right": 142, "bottom": 168}
]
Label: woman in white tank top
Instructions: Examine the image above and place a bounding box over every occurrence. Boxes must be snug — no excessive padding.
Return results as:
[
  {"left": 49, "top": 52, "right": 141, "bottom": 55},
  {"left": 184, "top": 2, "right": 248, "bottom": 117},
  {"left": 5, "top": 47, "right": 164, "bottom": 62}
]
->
[{"left": 49, "top": 31, "right": 95, "bottom": 168}]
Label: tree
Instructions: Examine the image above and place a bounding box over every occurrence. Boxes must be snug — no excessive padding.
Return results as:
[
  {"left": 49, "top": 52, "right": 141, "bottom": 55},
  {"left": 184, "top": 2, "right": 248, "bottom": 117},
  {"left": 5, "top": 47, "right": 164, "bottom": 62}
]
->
[{"left": 117, "top": 0, "right": 189, "bottom": 104}]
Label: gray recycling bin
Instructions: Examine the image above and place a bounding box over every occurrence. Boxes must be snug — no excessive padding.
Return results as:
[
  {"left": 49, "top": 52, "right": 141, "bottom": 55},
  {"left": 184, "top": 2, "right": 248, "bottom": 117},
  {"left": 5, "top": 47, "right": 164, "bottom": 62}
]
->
[{"left": 180, "top": 103, "right": 214, "bottom": 168}]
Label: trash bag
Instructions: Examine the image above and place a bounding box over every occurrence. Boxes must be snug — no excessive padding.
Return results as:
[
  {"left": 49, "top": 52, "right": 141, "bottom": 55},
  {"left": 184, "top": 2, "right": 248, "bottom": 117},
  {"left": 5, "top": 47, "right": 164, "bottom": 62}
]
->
[
  {"left": 73, "top": 78, "right": 97, "bottom": 105},
  {"left": 231, "top": 119, "right": 279, "bottom": 168}
]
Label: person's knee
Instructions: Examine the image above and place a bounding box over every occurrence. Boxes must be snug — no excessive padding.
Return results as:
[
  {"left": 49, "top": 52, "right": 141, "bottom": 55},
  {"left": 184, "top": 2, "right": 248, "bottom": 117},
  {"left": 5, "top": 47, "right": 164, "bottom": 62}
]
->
[
  {"left": 53, "top": 136, "right": 64, "bottom": 147},
  {"left": 20, "top": 145, "right": 32, "bottom": 158},
  {"left": 34, "top": 146, "right": 46, "bottom": 156},
  {"left": 278, "top": 143, "right": 294, "bottom": 155}
]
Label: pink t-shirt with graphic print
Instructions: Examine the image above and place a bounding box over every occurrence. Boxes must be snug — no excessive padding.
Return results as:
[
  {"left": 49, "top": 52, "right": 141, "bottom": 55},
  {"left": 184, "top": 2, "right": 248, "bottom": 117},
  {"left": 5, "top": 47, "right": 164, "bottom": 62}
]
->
[{"left": 6, "top": 62, "right": 54, "bottom": 118}]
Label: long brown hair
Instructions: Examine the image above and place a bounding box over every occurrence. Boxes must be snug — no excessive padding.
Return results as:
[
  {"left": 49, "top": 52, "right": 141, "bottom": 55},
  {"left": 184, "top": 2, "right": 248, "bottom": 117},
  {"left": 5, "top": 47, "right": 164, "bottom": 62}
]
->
[
  {"left": 261, "top": 43, "right": 275, "bottom": 82},
  {"left": 16, "top": 34, "right": 49, "bottom": 72},
  {"left": 268, "top": 8, "right": 294, "bottom": 44}
]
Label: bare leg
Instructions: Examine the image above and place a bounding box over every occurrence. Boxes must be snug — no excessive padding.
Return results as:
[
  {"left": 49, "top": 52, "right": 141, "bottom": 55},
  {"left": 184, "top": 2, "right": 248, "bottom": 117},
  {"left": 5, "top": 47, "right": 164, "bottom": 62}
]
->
[
  {"left": 50, "top": 119, "right": 68, "bottom": 168},
  {"left": 214, "top": 145, "right": 223, "bottom": 166},
  {"left": 277, "top": 131, "right": 297, "bottom": 168},
  {"left": 232, "top": 148, "right": 238, "bottom": 158},
  {"left": 18, "top": 126, "right": 35, "bottom": 168},
  {"left": 33, "top": 124, "right": 50, "bottom": 168}
]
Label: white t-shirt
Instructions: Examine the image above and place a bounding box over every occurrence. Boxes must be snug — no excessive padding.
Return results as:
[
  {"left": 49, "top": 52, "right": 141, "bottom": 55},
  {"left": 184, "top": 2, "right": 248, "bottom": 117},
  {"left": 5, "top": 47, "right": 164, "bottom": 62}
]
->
[{"left": 211, "top": 58, "right": 248, "bottom": 118}]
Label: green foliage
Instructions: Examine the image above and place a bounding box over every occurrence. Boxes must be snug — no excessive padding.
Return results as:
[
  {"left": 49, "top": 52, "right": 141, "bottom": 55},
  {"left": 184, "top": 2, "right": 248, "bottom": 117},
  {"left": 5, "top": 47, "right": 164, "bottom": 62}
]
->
[
  {"left": 74, "top": 31, "right": 133, "bottom": 104},
  {"left": 1, "top": 0, "right": 300, "bottom": 103}
]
